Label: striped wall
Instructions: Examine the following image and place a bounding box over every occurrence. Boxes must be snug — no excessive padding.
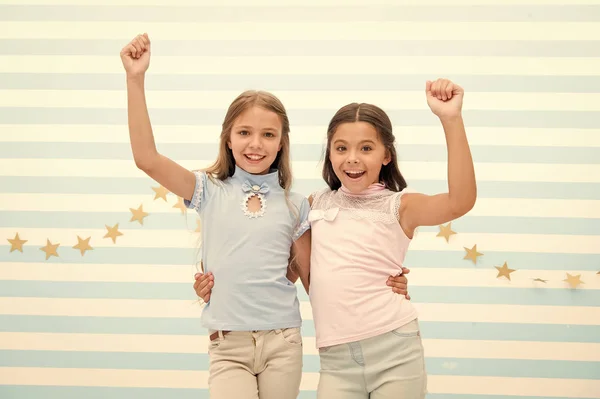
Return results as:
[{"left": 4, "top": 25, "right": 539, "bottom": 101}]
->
[{"left": 1, "top": 0, "right": 599, "bottom": 398}]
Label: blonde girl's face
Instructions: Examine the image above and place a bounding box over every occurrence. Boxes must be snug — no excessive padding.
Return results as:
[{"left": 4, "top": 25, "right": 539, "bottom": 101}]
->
[{"left": 227, "top": 106, "right": 283, "bottom": 175}]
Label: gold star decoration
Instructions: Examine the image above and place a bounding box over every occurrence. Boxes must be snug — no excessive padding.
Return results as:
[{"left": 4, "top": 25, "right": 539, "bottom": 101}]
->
[
  {"left": 463, "top": 244, "right": 483, "bottom": 264},
  {"left": 40, "top": 239, "right": 60, "bottom": 260},
  {"left": 196, "top": 218, "right": 202, "bottom": 233},
  {"left": 533, "top": 278, "right": 548, "bottom": 283},
  {"left": 104, "top": 223, "right": 123, "bottom": 244},
  {"left": 173, "top": 196, "right": 186, "bottom": 215},
  {"left": 436, "top": 223, "right": 456, "bottom": 243},
  {"left": 7, "top": 233, "right": 27, "bottom": 253},
  {"left": 495, "top": 262, "right": 516, "bottom": 281},
  {"left": 73, "top": 236, "right": 93, "bottom": 256},
  {"left": 152, "top": 185, "right": 169, "bottom": 202},
  {"left": 563, "top": 273, "right": 584, "bottom": 289},
  {"left": 129, "top": 204, "right": 149, "bottom": 225}
]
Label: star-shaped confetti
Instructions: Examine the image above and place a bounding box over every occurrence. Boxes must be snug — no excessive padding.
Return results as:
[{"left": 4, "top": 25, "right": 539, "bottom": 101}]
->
[
  {"left": 104, "top": 223, "right": 123, "bottom": 244},
  {"left": 196, "top": 218, "right": 202, "bottom": 233},
  {"left": 40, "top": 239, "right": 60, "bottom": 260},
  {"left": 173, "top": 196, "right": 186, "bottom": 215},
  {"left": 152, "top": 185, "right": 169, "bottom": 202},
  {"left": 495, "top": 262, "right": 515, "bottom": 281},
  {"left": 7, "top": 233, "right": 27, "bottom": 253},
  {"left": 463, "top": 244, "right": 483, "bottom": 264},
  {"left": 532, "top": 278, "right": 548, "bottom": 283},
  {"left": 563, "top": 273, "right": 584, "bottom": 289},
  {"left": 436, "top": 223, "right": 456, "bottom": 243},
  {"left": 73, "top": 236, "right": 93, "bottom": 256},
  {"left": 129, "top": 204, "right": 149, "bottom": 225}
]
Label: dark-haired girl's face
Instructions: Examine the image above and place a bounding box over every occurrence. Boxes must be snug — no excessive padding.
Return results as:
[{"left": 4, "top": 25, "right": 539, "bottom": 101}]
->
[{"left": 329, "top": 122, "right": 391, "bottom": 193}]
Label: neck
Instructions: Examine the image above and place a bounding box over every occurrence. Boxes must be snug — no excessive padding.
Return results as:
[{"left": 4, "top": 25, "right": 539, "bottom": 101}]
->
[{"left": 340, "top": 182, "right": 386, "bottom": 196}]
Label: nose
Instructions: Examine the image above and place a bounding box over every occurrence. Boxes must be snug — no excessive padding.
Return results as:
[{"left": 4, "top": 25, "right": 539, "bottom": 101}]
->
[
  {"left": 346, "top": 149, "right": 359, "bottom": 163},
  {"left": 249, "top": 134, "right": 263, "bottom": 149}
]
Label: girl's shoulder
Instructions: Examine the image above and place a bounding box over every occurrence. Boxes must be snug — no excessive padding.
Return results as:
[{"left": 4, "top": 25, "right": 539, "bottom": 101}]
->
[{"left": 309, "top": 186, "right": 334, "bottom": 208}]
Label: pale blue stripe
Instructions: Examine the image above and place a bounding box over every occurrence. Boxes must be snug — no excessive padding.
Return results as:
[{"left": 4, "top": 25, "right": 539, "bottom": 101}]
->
[
  {"left": 2, "top": 5, "right": 599, "bottom": 22},
  {"left": 2, "top": 211, "right": 598, "bottom": 235},
  {"left": 1, "top": 350, "right": 598, "bottom": 379},
  {"left": 2, "top": 74, "right": 600, "bottom": 93},
  {"left": 0, "top": 387, "right": 593, "bottom": 399},
  {"left": 2, "top": 246, "right": 600, "bottom": 272},
  {"left": 1, "top": 281, "right": 598, "bottom": 306},
  {"left": 1, "top": 40, "right": 600, "bottom": 57},
  {"left": 2, "top": 142, "right": 599, "bottom": 164},
  {"left": 2, "top": 107, "right": 600, "bottom": 128},
  {"left": 1, "top": 316, "right": 597, "bottom": 343},
  {"left": 1, "top": 176, "right": 599, "bottom": 200}
]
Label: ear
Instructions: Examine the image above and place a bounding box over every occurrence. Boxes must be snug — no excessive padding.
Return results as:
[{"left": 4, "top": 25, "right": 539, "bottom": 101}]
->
[
  {"left": 227, "top": 141, "right": 232, "bottom": 150},
  {"left": 383, "top": 150, "right": 392, "bottom": 166}
]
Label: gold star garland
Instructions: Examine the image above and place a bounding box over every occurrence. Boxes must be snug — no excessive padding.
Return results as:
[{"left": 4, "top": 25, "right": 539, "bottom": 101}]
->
[
  {"left": 434, "top": 221, "right": 588, "bottom": 289},
  {"left": 4, "top": 187, "right": 586, "bottom": 291}
]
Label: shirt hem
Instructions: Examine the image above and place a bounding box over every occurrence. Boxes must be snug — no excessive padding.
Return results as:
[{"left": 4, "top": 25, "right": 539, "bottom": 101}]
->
[
  {"left": 315, "top": 311, "right": 418, "bottom": 349},
  {"left": 203, "top": 320, "right": 302, "bottom": 332}
]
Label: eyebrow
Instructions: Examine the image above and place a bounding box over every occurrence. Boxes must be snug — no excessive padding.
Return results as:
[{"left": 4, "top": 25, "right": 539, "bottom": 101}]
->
[
  {"left": 333, "top": 139, "right": 376, "bottom": 145},
  {"left": 234, "top": 125, "right": 279, "bottom": 132}
]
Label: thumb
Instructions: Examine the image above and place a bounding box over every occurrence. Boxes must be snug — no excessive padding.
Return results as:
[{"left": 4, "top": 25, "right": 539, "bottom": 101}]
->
[
  {"left": 401, "top": 267, "right": 411, "bottom": 275},
  {"left": 425, "top": 80, "right": 432, "bottom": 95},
  {"left": 144, "top": 33, "right": 151, "bottom": 54}
]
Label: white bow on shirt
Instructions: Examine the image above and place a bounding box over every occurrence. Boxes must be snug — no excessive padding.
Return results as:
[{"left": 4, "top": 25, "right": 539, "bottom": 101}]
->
[{"left": 308, "top": 207, "right": 339, "bottom": 222}]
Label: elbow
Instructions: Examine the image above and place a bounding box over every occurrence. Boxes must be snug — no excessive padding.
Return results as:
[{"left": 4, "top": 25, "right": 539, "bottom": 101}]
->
[
  {"left": 134, "top": 152, "right": 159, "bottom": 173},
  {"left": 451, "top": 191, "right": 477, "bottom": 219}
]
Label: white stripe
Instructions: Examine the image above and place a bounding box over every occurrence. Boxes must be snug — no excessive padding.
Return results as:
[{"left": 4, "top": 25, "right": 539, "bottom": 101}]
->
[
  {"left": 1, "top": 0, "right": 599, "bottom": 5},
  {"left": 4, "top": 90, "right": 600, "bottom": 112},
  {"left": 3, "top": 194, "right": 599, "bottom": 219},
  {"left": 1, "top": 227, "right": 599, "bottom": 253},
  {"left": 2, "top": 263, "right": 598, "bottom": 290},
  {"left": 1, "top": 332, "right": 598, "bottom": 362},
  {"left": 1, "top": 22, "right": 598, "bottom": 41},
  {"left": 1, "top": 125, "right": 599, "bottom": 147},
  {"left": 0, "top": 367, "right": 598, "bottom": 396},
  {"left": 0, "top": 298, "right": 598, "bottom": 325},
  {"left": 2, "top": 0, "right": 599, "bottom": 5},
  {"left": 2, "top": 159, "right": 599, "bottom": 183},
  {"left": 3, "top": 56, "right": 600, "bottom": 76}
]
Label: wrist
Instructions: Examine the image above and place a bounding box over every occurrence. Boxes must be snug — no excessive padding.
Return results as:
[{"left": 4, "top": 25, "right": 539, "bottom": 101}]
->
[
  {"left": 439, "top": 114, "right": 463, "bottom": 126},
  {"left": 126, "top": 73, "right": 145, "bottom": 85}
]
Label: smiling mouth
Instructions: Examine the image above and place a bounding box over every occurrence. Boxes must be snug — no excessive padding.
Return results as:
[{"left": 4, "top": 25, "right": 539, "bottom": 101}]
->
[
  {"left": 244, "top": 154, "right": 266, "bottom": 163},
  {"left": 344, "top": 170, "right": 365, "bottom": 179}
]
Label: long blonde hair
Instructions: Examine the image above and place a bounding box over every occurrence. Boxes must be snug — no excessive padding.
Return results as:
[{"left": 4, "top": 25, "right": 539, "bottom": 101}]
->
[{"left": 203, "top": 90, "right": 293, "bottom": 190}]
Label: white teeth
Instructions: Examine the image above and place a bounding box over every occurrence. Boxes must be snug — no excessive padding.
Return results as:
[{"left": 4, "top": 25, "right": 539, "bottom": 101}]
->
[
  {"left": 346, "top": 171, "right": 364, "bottom": 175},
  {"left": 246, "top": 155, "right": 264, "bottom": 160}
]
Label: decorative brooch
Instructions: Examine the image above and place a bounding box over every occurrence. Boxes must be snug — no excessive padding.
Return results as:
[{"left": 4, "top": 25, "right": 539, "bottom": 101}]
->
[{"left": 241, "top": 181, "right": 269, "bottom": 218}]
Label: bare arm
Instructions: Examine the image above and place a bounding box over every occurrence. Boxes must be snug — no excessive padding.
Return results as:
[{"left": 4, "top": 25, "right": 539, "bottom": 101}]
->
[
  {"left": 400, "top": 79, "right": 476, "bottom": 236},
  {"left": 292, "top": 229, "right": 311, "bottom": 294},
  {"left": 121, "top": 33, "right": 196, "bottom": 201}
]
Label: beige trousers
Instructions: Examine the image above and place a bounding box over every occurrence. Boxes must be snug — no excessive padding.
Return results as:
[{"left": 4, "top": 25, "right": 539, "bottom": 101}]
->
[
  {"left": 317, "top": 319, "right": 427, "bottom": 399},
  {"left": 207, "top": 328, "right": 303, "bottom": 399}
]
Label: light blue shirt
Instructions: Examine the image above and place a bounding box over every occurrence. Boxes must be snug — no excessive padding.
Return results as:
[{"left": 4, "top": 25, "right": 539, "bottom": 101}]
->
[{"left": 185, "top": 165, "right": 310, "bottom": 331}]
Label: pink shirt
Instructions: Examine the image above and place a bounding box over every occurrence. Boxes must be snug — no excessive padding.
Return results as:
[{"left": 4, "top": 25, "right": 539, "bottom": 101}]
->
[{"left": 308, "top": 183, "right": 418, "bottom": 348}]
